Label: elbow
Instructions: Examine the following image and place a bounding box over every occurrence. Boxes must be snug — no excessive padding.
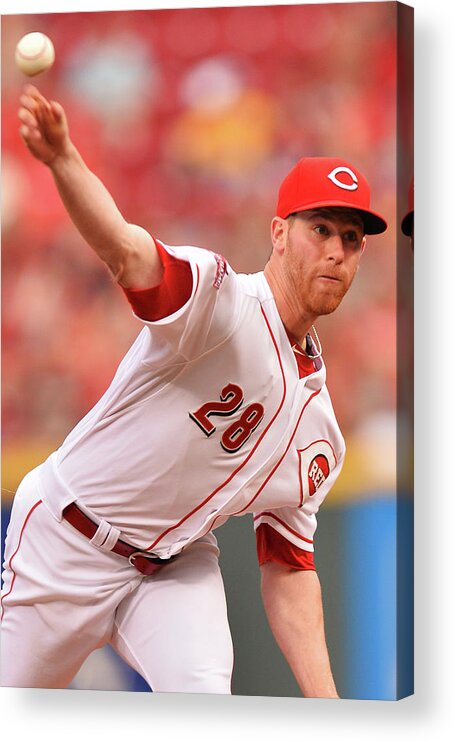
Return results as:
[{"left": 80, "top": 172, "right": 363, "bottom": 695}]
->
[{"left": 113, "top": 226, "right": 163, "bottom": 289}]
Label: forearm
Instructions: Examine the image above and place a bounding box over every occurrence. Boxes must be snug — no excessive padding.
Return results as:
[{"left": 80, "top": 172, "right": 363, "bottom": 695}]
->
[
  {"left": 49, "top": 144, "right": 159, "bottom": 286},
  {"left": 261, "top": 562, "right": 338, "bottom": 698},
  {"left": 19, "top": 85, "right": 162, "bottom": 289}
]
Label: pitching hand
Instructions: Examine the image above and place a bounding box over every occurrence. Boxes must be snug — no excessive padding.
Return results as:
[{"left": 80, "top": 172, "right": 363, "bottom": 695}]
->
[{"left": 18, "top": 84, "right": 70, "bottom": 165}]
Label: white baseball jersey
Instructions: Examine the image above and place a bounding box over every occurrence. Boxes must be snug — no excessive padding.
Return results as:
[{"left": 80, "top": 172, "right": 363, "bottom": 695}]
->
[{"left": 36, "top": 240, "right": 346, "bottom": 559}]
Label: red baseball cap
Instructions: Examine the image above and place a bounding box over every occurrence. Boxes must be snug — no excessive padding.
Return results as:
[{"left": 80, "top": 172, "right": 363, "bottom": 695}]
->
[{"left": 276, "top": 157, "right": 387, "bottom": 235}]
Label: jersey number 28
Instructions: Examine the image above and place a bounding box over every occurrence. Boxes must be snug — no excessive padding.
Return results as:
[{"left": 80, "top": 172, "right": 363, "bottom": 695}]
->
[{"left": 189, "top": 383, "right": 265, "bottom": 453}]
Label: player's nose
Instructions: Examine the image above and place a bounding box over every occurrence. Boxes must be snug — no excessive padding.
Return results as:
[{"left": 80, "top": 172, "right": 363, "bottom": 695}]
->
[{"left": 326, "top": 234, "right": 344, "bottom": 262}]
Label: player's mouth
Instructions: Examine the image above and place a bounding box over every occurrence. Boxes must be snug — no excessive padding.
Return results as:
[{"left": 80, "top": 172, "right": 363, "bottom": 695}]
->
[{"left": 317, "top": 275, "right": 342, "bottom": 284}]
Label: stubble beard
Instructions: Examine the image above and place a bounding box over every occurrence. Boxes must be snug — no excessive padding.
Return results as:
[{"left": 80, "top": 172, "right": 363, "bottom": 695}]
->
[
  {"left": 309, "top": 276, "right": 350, "bottom": 316},
  {"left": 284, "top": 241, "right": 350, "bottom": 320}
]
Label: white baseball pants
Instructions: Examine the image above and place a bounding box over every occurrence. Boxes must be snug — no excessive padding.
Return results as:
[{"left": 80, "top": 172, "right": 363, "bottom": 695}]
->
[{"left": 1, "top": 466, "right": 234, "bottom": 693}]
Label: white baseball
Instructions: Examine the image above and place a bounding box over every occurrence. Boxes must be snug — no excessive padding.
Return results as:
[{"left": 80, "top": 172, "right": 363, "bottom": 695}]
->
[{"left": 15, "top": 32, "right": 55, "bottom": 76}]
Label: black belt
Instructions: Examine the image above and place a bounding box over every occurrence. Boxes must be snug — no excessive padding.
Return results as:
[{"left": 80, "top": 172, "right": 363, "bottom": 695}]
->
[{"left": 62, "top": 502, "right": 176, "bottom": 575}]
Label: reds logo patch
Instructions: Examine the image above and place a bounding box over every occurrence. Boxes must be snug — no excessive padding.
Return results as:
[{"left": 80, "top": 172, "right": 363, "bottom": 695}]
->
[
  {"left": 297, "top": 440, "right": 337, "bottom": 506},
  {"left": 307, "top": 454, "right": 330, "bottom": 496}
]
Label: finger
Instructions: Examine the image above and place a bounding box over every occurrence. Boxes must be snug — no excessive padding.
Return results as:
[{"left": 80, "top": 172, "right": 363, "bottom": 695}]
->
[
  {"left": 20, "top": 124, "right": 42, "bottom": 139},
  {"left": 19, "top": 93, "right": 45, "bottom": 116},
  {"left": 19, "top": 124, "right": 42, "bottom": 145},
  {"left": 19, "top": 93, "right": 36, "bottom": 111},
  {"left": 23, "top": 83, "right": 40, "bottom": 96},
  {"left": 18, "top": 106, "right": 38, "bottom": 128},
  {"left": 33, "top": 99, "right": 53, "bottom": 129},
  {"left": 49, "top": 101, "right": 64, "bottom": 122},
  {"left": 22, "top": 86, "right": 53, "bottom": 124},
  {"left": 23, "top": 84, "right": 49, "bottom": 106}
]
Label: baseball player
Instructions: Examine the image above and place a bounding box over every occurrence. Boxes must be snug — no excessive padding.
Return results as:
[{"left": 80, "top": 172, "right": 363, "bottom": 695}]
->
[{"left": 1, "top": 84, "right": 387, "bottom": 697}]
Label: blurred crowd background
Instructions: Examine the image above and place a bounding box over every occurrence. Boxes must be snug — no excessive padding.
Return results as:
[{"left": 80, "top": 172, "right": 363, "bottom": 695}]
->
[{"left": 1, "top": 3, "right": 413, "bottom": 699}]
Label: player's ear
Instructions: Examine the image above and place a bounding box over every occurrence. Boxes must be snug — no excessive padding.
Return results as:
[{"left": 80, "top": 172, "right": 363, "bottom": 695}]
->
[{"left": 271, "top": 216, "right": 288, "bottom": 254}]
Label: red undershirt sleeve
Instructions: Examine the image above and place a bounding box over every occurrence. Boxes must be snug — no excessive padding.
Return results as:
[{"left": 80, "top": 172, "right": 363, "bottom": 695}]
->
[
  {"left": 256, "top": 523, "right": 316, "bottom": 571},
  {"left": 122, "top": 241, "right": 193, "bottom": 321}
]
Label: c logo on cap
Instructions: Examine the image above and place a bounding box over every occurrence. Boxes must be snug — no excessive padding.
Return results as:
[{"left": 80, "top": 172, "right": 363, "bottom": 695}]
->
[{"left": 327, "top": 166, "right": 359, "bottom": 191}]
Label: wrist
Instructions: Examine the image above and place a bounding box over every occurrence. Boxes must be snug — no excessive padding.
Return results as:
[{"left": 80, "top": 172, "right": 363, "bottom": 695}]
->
[{"left": 47, "top": 139, "right": 76, "bottom": 170}]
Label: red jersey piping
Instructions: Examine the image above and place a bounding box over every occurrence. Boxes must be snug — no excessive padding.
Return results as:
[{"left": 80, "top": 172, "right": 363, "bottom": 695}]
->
[
  {"left": 198, "top": 331, "right": 321, "bottom": 537},
  {"left": 145, "top": 304, "right": 287, "bottom": 551},
  {"left": 233, "top": 387, "right": 322, "bottom": 515},
  {"left": 253, "top": 511, "right": 314, "bottom": 545},
  {"left": 0, "top": 499, "right": 42, "bottom": 621}
]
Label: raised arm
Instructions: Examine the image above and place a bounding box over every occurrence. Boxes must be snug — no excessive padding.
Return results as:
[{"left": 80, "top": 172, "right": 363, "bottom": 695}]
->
[
  {"left": 18, "top": 84, "right": 162, "bottom": 289},
  {"left": 260, "top": 561, "right": 339, "bottom": 698}
]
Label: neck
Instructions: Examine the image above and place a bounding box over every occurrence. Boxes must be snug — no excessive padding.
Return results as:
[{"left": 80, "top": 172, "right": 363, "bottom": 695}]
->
[{"left": 264, "top": 261, "right": 316, "bottom": 347}]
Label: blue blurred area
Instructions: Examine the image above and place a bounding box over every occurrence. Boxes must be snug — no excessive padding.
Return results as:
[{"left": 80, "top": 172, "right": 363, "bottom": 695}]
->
[
  {"left": 341, "top": 494, "right": 413, "bottom": 700},
  {"left": 1, "top": 504, "right": 9, "bottom": 576},
  {"left": 396, "top": 493, "right": 414, "bottom": 698}
]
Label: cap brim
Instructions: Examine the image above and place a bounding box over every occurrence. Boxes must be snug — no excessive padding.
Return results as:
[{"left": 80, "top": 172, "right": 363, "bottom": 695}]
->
[
  {"left": 401, "top": 211, "right": 414, "bottom": 237},
  {"left": 282, "top": 200, "right": 388, "bottom": 235}
]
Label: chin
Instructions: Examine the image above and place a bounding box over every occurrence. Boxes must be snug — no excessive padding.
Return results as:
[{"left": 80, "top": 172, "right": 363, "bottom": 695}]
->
[
  {"left": 310, "top": 294, "right": 345, "bottom": 317},
  {"left": 313, "top": 304, "right": 340, "bottom": 317}
]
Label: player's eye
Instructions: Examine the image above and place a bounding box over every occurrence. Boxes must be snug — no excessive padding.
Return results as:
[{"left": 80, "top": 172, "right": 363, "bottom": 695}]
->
[
  {"left": 314, "top": 224, "right": 329, "bottom": 236},
  {"left": 344, "top": 230, "right": 361, "bottom": 244}
]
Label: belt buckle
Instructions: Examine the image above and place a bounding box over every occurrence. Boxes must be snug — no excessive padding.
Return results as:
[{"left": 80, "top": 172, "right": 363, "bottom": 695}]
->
[{"left": 128, "top": 550, "right": 160, "bottom": 568}]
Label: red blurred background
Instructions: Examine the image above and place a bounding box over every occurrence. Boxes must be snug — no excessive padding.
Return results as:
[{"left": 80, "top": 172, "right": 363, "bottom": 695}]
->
[{"left": 2, "top": 3, "right": 400, "bottom": 496}]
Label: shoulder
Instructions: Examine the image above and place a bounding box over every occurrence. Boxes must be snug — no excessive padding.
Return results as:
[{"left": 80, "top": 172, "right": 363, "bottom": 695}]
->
[
  {"left": 157, "top": 240, "right": 268, "bottom": 289},
  {"left": 157, "top": 240, "right": 229, "bottom": 273}
]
